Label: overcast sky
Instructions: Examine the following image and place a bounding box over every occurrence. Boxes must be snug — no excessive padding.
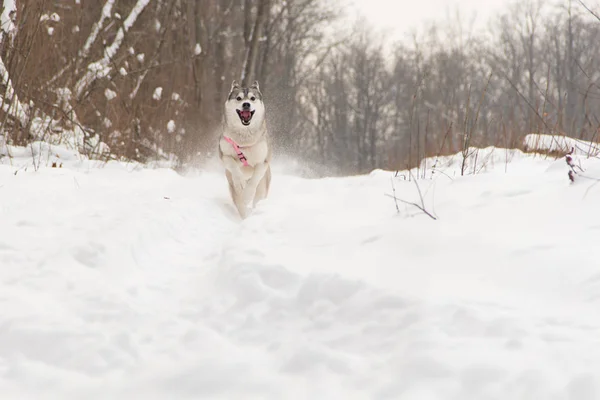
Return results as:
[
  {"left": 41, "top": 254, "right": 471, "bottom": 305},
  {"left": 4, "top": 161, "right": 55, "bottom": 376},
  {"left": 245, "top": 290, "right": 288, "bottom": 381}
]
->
[
  {"left": 346, "top": 0, "right": 517, "bottom": 41},
  {"left": 347, "top": 0, "right": 600, "bottom": 42}
]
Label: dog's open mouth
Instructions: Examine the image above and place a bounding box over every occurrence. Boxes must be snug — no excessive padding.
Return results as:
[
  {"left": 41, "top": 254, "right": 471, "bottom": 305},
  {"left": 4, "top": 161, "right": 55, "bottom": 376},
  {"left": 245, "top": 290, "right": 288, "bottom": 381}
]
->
[{"left": 236, "top": 109, "right": 255, "bottom": 125}]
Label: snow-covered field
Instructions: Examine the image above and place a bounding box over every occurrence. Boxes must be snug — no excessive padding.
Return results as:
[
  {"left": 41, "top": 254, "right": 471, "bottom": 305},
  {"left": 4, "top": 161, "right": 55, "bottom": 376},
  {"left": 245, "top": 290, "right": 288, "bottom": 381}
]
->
[{"left": 1, "top": 142, "right": 600, "bottom": 399}]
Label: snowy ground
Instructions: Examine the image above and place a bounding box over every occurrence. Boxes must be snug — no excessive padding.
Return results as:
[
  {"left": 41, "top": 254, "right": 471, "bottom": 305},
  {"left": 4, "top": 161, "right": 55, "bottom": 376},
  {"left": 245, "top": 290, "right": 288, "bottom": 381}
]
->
[{"left": 1, "top": 142, "right": 600, "bottom": 399}]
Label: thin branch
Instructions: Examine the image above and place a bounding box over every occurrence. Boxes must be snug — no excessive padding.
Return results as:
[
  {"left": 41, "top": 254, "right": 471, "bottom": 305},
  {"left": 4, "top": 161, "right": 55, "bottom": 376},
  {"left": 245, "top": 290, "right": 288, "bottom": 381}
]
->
[
  {"left": 390, "top": 177, "right": 400, "bottom": 213},
  {"left": 385, "top": 193, "right": 437, "bottom": 220},
  {"left": 583, "top": 177, "right": 600, "bottom": 199},
  {"left": 578, "top": 1, "right": 600, "bottom": 22},
  {"left": 75, "top": 0, "right": 150, "bottom": 100},
  {"left": 387, "top": 171, "right": 437, "bottom": 220}
]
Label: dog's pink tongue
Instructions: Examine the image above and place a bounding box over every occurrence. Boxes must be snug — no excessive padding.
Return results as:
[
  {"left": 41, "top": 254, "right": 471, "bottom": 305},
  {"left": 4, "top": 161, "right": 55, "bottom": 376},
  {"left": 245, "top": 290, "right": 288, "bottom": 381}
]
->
[{"left": 241, "top": 110, "right": 251, "bottom": 120}]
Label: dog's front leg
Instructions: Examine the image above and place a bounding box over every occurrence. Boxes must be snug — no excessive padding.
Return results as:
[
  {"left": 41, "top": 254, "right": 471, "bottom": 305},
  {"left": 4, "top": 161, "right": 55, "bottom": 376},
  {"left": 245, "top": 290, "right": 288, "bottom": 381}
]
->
[
  {"left": 222, "top": 156, "right": 250, "bottom": 219},
  {"left": 243, "top": 161, "right": 268, "bottom": 205},
  {"left": 222, "top": 156, "right": 246, "bottom": 192}
]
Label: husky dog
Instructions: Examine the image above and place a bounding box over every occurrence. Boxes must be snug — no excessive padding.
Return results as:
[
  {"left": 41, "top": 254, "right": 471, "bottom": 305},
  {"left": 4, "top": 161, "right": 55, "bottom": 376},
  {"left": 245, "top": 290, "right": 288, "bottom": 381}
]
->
[{"left": 218, "top": 80, "right": 272, "bottom": 219}]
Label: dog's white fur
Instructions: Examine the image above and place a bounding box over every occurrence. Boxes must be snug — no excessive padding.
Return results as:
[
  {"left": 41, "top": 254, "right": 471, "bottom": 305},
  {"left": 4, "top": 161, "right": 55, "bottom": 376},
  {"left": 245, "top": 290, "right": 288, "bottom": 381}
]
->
[{"left": 219, "top": 80, "right": 272, "bottom": 219}]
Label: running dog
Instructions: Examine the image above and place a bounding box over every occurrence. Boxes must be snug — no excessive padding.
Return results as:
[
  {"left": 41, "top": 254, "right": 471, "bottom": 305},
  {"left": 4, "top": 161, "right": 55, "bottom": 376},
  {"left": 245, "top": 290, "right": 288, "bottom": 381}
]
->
[{"left": 218, "top": 80, "right": 271, "bottom": 219}]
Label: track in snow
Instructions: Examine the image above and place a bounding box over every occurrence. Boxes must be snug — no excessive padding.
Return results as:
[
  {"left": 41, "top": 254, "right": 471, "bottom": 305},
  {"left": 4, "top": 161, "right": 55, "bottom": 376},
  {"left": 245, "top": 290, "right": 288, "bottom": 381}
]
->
[{"left": 1, "top": 147, "right": 600, "bottom": 399}]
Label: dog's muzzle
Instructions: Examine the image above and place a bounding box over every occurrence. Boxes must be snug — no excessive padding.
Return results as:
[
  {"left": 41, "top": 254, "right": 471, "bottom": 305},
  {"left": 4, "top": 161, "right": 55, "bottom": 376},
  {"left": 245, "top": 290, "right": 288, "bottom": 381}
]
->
[{"left": 236, "top": 109, "right": 255, "bottom": 125}]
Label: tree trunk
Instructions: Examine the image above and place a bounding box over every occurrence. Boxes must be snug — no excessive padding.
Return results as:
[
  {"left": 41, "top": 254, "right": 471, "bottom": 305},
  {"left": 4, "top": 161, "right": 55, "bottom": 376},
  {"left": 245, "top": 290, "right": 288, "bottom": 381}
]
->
[
  {"left": 193, "top": 0, "right": 206, "bottom": 107},
  {"left": 242, "top": 0, "right": 269, "bottom": 85}
]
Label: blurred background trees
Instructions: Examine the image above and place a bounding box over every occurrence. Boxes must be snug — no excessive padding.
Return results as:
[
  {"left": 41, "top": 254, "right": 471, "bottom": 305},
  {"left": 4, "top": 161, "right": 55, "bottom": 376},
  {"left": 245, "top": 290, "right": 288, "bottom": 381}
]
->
[{"left": 0, "top": 0, "right": 599, "bottom": 175}]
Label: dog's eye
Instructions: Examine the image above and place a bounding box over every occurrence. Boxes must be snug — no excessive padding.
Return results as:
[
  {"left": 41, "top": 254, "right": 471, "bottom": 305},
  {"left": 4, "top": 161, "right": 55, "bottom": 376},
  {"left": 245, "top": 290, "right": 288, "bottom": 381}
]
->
[
  {"left": 236, "top": 96, "right": 242, "bottom": 101},
  {"left": 250, "top": 96, "right": 256, "bottom": 101}
]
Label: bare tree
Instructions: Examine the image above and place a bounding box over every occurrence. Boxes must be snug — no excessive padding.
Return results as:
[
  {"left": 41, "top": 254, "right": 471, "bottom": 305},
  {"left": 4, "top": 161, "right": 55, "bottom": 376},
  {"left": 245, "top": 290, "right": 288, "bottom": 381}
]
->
[{"left": 1, "top": 0, "right": 599, "bottom": 175}]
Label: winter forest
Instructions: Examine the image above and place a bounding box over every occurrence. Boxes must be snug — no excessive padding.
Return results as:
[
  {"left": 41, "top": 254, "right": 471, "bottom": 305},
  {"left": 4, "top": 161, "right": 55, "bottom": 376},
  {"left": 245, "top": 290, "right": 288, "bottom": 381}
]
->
[
  {"left": 0, "top": 0, "right": 599, "bottom": 175},
  {"left": 3, "top": 1, "right": 600, "bottom": 396}
]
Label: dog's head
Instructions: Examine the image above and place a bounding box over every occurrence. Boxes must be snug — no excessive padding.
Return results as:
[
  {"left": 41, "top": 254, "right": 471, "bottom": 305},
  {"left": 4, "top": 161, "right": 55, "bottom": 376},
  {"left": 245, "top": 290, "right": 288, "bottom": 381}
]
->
[{"left": 224, "top": 80, "right": 265, "bottom": 127}]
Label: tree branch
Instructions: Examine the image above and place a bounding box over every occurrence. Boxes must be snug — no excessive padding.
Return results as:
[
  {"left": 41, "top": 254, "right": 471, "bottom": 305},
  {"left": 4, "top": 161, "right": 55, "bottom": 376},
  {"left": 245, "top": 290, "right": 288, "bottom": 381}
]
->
[
  {"left": 578, "top": 1, "right": 600, "bottom": 23},
  {"left": 387, "top": 171, "right": 437, "bottom": 220}
]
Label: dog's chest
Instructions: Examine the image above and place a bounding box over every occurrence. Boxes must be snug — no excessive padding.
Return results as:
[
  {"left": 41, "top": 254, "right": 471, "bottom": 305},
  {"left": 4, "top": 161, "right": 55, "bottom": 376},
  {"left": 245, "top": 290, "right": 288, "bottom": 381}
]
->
[
  {"left": 221, "top": 137, "right": 268, "bottom": 166},
  {"left": 243, "top": 140, "right": 268, "bottom": 164}
]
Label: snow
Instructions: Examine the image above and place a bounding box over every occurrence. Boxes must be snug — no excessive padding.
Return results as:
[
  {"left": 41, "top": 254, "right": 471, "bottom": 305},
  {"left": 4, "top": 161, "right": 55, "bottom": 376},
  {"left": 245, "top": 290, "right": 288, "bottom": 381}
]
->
[
  {"left": 136, "top": 53, "right": 145, "bottom": 63},
  {"left": 75, "top": 0, "right": 149, "bottom": 99},
  {"left": 42, "top": 13, "right": 60, "bottom": 23},
  {"left": 152, "top": 87, "right": 162, "bottom": 101},
  {"left": 0, "top": 0, "right": 16, "bottom": 41},
  {"left": 524, "top": 133, "right": 600, "bottom": 157},
  {"left": 194, "top": 43, "right": 202, "bottom": 56},
  {"left": 167, "top": 120, "right": 176, "bottom": 133},
  {"left": 76, "top": 62, "right": 110, "bottom": 96},
  {"left": 80, "top": 0, "right": 114, "bottom": 60},
  {"left": 118, "top": 67, "right": 127, "bottom": 76},
  {"left": 0, "top": 57, "right": 30, "bottom": 127},
  {"left": 122, "top": 0, "right": 149, "bottom": 33},
  {"left": 104, "top": 88, "right": 117, "bottom": 101},
  {"left": 0, "top": 141, "right": 600, "bottom": 399}
]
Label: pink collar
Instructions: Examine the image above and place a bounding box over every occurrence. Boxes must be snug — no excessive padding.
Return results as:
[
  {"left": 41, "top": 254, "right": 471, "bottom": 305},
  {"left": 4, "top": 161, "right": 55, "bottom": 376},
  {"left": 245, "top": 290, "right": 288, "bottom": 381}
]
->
[{"left": 223, "top": 136, "right": 249, "bottom": 166}]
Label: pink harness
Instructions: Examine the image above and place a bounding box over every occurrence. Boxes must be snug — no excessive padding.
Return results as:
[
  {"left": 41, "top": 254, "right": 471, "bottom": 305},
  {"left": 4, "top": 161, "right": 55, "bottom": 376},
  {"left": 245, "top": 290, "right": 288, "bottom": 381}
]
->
[{"left": 224, "top": 136, "right": 249, "bottom": 167}]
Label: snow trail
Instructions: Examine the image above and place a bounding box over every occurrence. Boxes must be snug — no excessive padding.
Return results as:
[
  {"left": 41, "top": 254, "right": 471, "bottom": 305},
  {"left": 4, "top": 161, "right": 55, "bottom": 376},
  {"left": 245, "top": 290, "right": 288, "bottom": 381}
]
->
[{"left": 1, "top": 145, "right": 600, "bottom": 399}]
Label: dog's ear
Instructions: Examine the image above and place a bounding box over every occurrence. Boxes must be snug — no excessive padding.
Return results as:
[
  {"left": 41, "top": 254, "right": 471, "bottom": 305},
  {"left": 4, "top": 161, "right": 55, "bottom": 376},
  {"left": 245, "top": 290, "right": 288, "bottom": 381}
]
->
[
  {"left": 230, "top": 80, "right": 240, "bottom": 92},
  {"left": 251, "top": 81, "right": 260, "bottom": 91}
]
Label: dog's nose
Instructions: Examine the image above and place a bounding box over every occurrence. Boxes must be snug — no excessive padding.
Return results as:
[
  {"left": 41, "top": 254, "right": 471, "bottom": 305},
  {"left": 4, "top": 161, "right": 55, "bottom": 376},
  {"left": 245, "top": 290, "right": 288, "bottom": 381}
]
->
[{"left": 242, "top": 102, "right": 250, "bottom": 109}]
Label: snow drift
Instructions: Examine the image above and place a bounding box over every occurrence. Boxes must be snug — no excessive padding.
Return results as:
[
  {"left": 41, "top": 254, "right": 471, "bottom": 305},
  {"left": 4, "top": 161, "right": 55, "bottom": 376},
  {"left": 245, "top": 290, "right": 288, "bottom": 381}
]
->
[{"left": 0, "top": 138, "right": 600, "bottom": 399}]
